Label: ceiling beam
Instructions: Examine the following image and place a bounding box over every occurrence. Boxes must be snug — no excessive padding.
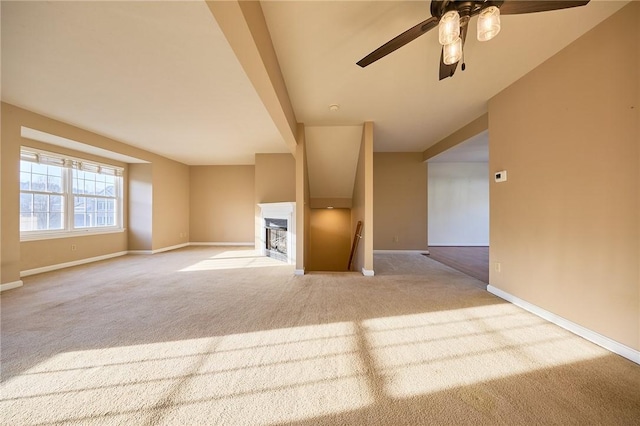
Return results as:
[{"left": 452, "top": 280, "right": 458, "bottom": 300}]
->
[
  {"left": 422, "top": 114, "right": 488, "bottom": 162},
  {"left": 206, "top": 1, "right": 298, "bottom": 155}
]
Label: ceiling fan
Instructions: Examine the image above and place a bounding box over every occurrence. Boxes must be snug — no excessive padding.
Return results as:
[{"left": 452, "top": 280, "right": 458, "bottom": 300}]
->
[{"left": 357, "top": 0, "right": 590, "bottom": 80}]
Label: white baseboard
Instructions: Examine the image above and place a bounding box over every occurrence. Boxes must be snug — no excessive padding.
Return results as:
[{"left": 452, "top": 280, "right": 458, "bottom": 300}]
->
[
  {"left": 151, "top": 243, "right": 190, "bottom": 254},
  {"left": 128, "top": 243, "right": 190, "bottom": 255},
  {"left": 20, "top": 251, "right": 128, "bottom": 277},
  {"left": 374, "top": 250, "right": 430, "bottom": 255},
  {"left": 428, "top": 244, "right": 489, "bottom": 247},
  {"left": 487, "top": 285, "right": 640, "bottom": 365},
  {"left": 189, "top": 242, "right": 254, "bottom": 246},
  {"left": 294, "top": 268, "right": 305, "bottom": 276},
  {"left": 0, "top": 280, "right": 24, "bottom": 292},
  {"left": 362, "top": 268, "right": 375, "bottom": 277}
]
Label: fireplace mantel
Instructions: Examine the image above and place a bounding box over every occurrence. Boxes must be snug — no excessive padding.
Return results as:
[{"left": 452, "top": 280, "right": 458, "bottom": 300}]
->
[{"left": 257, "top": 202, "right": 296, "bottom": 265}]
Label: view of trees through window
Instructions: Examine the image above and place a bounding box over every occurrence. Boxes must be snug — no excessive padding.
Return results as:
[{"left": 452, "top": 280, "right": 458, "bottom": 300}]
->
[
  {"left": 19, "top": 149, "right": 122, "bottom": 234},
  {"left": 73, "top": 170, "right": 117, "bottom": 228},
  {"left": 20, "top": 161, "right": 65, "bottom": 231}
]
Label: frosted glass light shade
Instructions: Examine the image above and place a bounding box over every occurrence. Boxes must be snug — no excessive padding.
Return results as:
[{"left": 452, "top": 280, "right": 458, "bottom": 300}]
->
[
  {"left": 439, "top": 11, "right": 460, "bottom": 45},
  {"left": 477, "top": 6, "right": 501, "bottom": 42},
  {"left": 443, "top": 37, "right": 462, "bottom": 65}
]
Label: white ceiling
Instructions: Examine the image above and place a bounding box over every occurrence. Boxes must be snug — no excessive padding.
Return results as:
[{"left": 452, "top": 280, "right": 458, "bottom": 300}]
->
[
  {"left": 262, "top": 0, "right": 628, "bottom": 152},
  {"left": 1, "top": 0, "right": 629, "bottom": 170},
  {"left": 1, "top": 1, "right": 287, "bottom": 165}
]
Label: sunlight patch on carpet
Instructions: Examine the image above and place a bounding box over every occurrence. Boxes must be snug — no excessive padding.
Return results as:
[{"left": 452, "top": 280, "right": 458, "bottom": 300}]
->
[
  {"left": 179, "top": 254, "right": 290, "bottom": 272},
  {"left": 362, "top": 304, "right": 610, "bottom": 398},
  {"left": 0, "top": 323, "right": 373, "bottom": 425}
]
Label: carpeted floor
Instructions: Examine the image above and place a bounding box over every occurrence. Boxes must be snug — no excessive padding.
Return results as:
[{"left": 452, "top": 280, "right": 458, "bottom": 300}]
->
[{"left": 1, "top": 247, "right": 639, "bottom": 425}]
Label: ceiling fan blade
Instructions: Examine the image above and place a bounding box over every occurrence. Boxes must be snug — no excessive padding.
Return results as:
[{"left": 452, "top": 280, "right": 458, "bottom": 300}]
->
[
  {"left": 357, "top": 17, "right": 438, "bottom": 68},
  {"left": 499, "top": 1, "right": 589, "bottom": 15},
  {"left": 439, "top": 49, "right": 459, "bottom": 80}
]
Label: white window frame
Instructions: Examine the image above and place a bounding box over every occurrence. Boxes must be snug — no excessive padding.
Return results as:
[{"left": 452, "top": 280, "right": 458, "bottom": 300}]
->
[{"left": 20, "top": 147, "right": 125, "bottom": 241}]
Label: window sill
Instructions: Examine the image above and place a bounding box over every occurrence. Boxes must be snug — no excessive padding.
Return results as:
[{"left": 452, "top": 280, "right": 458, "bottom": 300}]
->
[{"left": 20, "top": 228, "right": 126, "bottom": 242}]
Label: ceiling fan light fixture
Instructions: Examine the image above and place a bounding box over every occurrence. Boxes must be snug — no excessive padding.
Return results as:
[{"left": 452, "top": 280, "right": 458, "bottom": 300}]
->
[
  {"left": 443, "top": 37, "right": 462, "bottom": 65},
  {"left": 438, "top": 10, "right": 460, "bottom": 45},
  {"left": 477, "top": 6, "right": 501, "bottom": 42}
]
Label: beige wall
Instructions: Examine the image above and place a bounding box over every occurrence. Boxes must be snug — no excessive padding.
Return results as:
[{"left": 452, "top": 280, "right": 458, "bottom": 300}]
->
[
  {"left": 2, "top": 104, "right": 26, "bottom": 283},
  {"left": 255, "top": 153, "right": 295, "bottom": 203},
  {"left": 295, "top": 123, "right": 309, "bottom": 272},
  {"left": 128, "top": 163, "right": 153, "bottom": 251},
  {"left": 129, "top": 164, "right": 153, "bottom": 251},
  {"left": 351, "top": 122, "right": 374, "bottom": 274},
  {"left": 1, "top": 103, "right": 191, "bottom": 282},
  {"left": 308, "top": 209, "right": 351, "bottom": 272},
  {"left": 373, "top": 152, "right": 427, "bottom": 250},
  {"left": 152, "top": 158, "right": 189, "bottom": 250},
  {"left": 488, "top": 2, "right": 639, "bottom": 350},
  {"left": 21, "top": 233, "right": 127, "bottom": 272},
  {"left": 254, "top": 153, "right": 296, "bottom": 247},
  {"left": 190, "top": 166, "right": 255, "bottom": 243}
]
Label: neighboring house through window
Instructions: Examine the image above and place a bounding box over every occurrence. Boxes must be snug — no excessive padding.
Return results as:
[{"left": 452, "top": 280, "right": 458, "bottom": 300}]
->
[{"left": 20, "top": 147, "right": 124, "bottom": 239}]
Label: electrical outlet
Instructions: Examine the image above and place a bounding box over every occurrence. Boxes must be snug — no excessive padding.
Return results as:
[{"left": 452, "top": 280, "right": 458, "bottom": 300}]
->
[
  {"left": 71, "top": 244, "right": 77, "bottom": 251},
  {"left": 495, "top": 262, "right": 501, "bottom": 272},
  {"left": 393, "top": 236, "right": 399, "bottom": 243}
]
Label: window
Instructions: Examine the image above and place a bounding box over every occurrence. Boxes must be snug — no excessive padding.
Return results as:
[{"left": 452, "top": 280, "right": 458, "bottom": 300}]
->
[{"left": 20, "top": 148, "right": 124, "bottom": 239}]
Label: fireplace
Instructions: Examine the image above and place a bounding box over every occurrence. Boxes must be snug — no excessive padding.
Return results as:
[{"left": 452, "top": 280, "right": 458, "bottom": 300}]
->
[
  {"left": 257, "top": 202, "right": 296, "bottom": 265},
  {"left": 265, "top": 218, "right": 287, "bottom": 262}
]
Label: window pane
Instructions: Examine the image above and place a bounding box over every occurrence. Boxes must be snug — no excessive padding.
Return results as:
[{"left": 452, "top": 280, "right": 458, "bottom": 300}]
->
[
  {"left": 48, "top": 166, "right": 62, "bottom": 177},
  {"left": 32, "top": 163, "right": 47, "bottom": 174},
  {"left": 75, "top": 213, "right": 86, "bottom": 227},
  {"left": 32, "top": 174, "right": 47, "bottom": 191},
  {"left": 20, "top": 172, "right": 31, "bottom": 190},
  {"left": 33, "top": 194, "right": 48, "bottom": 212},
  {"left": 20, "top": 161, "right": 32, "bottom": 173},
  {"left": 20, "top": 213, "right": 35, "bottom": 232},
  {"left": 35, "top": 212, "right": 49, "bottom": 230},
  {"left": 51, "top": 195, "right": 64, "bottom": 212},
  {"left": 84, "top": 180, "right": 96, "bottom": 195},
  {"left": 87, "top": 197, "right": 97, "bottom": 212},
  {"left": 48, "top": 176, "right": 63, "bottom": 193},
  {"left": 95, "top": 181, "right": 106, "bottom": 195},
  {"left": 20, "top": 193, "right": 33, "bottom": 213},
  {"left": 72, "top": 177, "right": 82, "bottom": 194},
  {"left": 49, "top": 212, "right": 63, "bottom": 230},
  {"left": 74, "top": 196, "right": 85, "bottom": 212}
]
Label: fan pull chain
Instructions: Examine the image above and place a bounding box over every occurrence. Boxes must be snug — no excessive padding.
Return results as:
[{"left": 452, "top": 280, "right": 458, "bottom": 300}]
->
[{"left": 461, "top": 49, "right": 466, "bottom": 71}]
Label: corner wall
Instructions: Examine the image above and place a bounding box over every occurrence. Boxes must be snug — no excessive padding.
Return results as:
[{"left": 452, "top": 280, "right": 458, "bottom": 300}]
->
[
  {"left": 488, "top": 2, "right": 639, "bottom": 351},
  {"left": 295, "top": 123, "right": 309, "bottom": 273},
  {"left": 190, "top": 166, "right": 255, "bottom": 244},
  {"left": 129, "top": 164, "right": 153, "bottom": 251},
  {"left": 373, "top": 152, "right": 427, "bottom": 250},
  {"left": 351, "top": 122, "right": 374, "bottom": 274}
]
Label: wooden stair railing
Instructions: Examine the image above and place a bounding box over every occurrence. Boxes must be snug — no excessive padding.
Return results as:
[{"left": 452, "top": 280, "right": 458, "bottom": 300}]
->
[{"left": 348, "top": 221, "right": 363, "bottom": 271}]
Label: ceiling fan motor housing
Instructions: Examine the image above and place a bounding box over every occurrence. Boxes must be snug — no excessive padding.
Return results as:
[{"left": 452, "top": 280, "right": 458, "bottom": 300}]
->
[{"left": 431, "top": 0, "right": 505, "bottom": 20}]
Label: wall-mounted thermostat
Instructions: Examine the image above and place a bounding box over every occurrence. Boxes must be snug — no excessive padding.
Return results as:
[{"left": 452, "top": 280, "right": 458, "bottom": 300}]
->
[{"left": 495, "top": 170, "right": 507, "bottom": 183}]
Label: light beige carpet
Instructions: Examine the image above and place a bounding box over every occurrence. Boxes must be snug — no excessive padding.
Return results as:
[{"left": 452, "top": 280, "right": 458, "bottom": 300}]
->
[{"left": 1, "top": 247, "right": 639, "bottom": 425}]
